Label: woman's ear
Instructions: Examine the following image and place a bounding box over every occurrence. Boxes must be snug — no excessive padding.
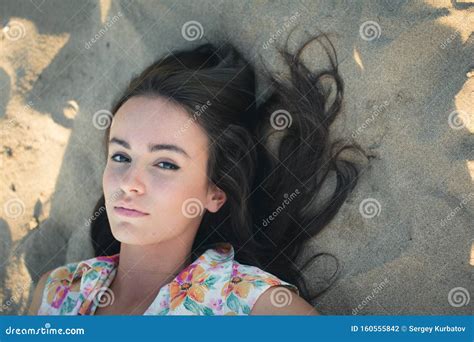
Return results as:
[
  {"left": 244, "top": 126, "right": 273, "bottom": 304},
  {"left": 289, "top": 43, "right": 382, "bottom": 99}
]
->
[{"left": 205, "top": 183, "right": 227, "bottom": 213}]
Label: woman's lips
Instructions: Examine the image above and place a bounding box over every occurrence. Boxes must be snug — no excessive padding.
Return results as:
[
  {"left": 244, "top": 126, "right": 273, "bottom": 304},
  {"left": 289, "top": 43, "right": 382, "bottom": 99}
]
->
[{"left": 114, "top": 206, "right": 150, "bottom": 217}]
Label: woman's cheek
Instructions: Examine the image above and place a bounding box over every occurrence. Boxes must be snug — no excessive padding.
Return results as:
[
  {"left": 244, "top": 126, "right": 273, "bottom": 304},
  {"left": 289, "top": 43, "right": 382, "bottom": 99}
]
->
[
  {"left": 103, "top": 166, "right": 119, "bottom": 192},
  {"left": 148, "top": 177, "right": 175, "bottom": 205},
  {"left": 102, "top": 166, "right": 111, "bottom": 194},
  {"left": 148, "top": 177, "right": 190, "bottom": 214},
  {"left": 103, "top": 165, "right": 129, "bottom": 203}
]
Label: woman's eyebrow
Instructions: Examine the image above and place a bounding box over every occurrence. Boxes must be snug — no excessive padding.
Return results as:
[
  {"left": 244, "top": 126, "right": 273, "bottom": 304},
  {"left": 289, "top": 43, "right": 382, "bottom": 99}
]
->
[{"left": 109, "top": 137, "right": 190, "bottom": 158}]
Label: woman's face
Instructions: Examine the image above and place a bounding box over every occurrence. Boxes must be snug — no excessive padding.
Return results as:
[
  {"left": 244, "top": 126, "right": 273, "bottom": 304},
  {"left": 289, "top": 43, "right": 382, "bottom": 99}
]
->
[{"left": 102, "top": 96, "right": 226, "bottom": 246}]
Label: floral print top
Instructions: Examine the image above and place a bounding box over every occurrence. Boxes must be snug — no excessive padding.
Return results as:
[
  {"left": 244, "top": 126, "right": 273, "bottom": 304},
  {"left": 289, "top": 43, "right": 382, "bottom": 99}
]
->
[{"left": 37, "top": 242, "right": 300, "bottom": 315}]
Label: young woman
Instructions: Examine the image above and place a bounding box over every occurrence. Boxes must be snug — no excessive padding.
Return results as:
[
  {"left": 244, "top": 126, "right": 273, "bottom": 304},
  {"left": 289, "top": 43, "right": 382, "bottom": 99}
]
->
[{"left": 29, "top": 33, "right": 363, "bottom": 316}]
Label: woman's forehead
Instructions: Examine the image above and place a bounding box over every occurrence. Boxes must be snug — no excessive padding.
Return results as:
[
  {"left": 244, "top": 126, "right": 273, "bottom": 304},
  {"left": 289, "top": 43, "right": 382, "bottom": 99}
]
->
[
  {"left": 113, "top": 97, "right": 188, "bottom": 128},
  {"left": 110, "top": 96, "right": 209, "bottom": 154}
]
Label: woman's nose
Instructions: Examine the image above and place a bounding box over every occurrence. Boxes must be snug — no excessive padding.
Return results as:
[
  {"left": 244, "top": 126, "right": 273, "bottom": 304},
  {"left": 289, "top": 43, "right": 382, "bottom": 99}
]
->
[{"left": 120, "top": 166, "right": 146, "bottom": 194}]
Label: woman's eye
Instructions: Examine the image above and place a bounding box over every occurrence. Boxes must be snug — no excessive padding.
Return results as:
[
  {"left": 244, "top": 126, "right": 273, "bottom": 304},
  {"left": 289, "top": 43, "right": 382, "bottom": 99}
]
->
[
  {"left": 155, "top": 161, "right": 180, "bottom": 171},
  {"left": 110, "top": 153, "right": 129, "bottom": 163},
  {"left": 109, "top": 154, "right": 179, "bottom": 171}
]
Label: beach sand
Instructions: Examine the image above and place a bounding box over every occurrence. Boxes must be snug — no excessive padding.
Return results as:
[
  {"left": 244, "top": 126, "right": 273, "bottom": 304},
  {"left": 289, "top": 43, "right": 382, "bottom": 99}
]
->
[{"left": 0, "top": 0, "right": 472, "bottom": 315}]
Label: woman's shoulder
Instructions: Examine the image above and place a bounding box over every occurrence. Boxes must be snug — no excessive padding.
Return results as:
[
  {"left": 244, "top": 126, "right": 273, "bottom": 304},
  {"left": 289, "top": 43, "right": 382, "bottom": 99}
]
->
[
  {"left": 50, "top": 254, "right": 119, "bottom": 277},
  {"left": 219, "top": 259, "right": 300, "bottom": 314},
  {"left": 202, "top": 243, "right": 298, "bottom": 289},
  {"left": 28, "top": 269, "right": 54, "bottom": 315},
  {"left": 44, "top": 254, "right": 117, "bottom": 286},
  {"left": 30, "top": 260, "right": 80, "bottom": 315},
  {"left": 35, "top": 254, "right": 119, "bottom": 315},
  {"left": 169, "top": 243, "right": 300, "bottom": 315},
  {"left": 221, "top": 259, "right": 318, "bottom": 315},
  {"left": 200, "top": 243, "right": 299, "bottom": 293}
]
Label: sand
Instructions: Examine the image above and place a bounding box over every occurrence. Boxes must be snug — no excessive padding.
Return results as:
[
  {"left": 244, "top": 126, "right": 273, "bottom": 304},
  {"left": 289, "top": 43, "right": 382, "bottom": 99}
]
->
[{"left": 0, "top": 0, "right": 472, "bottom": 315}]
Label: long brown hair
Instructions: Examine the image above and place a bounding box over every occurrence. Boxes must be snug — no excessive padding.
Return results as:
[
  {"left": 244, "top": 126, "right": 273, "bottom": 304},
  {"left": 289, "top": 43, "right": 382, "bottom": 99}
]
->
[{"left": 90, "top": 33, "right": 365, "bottom": 303}]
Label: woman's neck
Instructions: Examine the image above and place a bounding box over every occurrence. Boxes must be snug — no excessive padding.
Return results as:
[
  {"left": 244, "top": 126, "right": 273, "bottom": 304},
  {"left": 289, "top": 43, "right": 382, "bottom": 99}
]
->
[{"left": 106, "top": 238, "right": 194, "bottom": 311}]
